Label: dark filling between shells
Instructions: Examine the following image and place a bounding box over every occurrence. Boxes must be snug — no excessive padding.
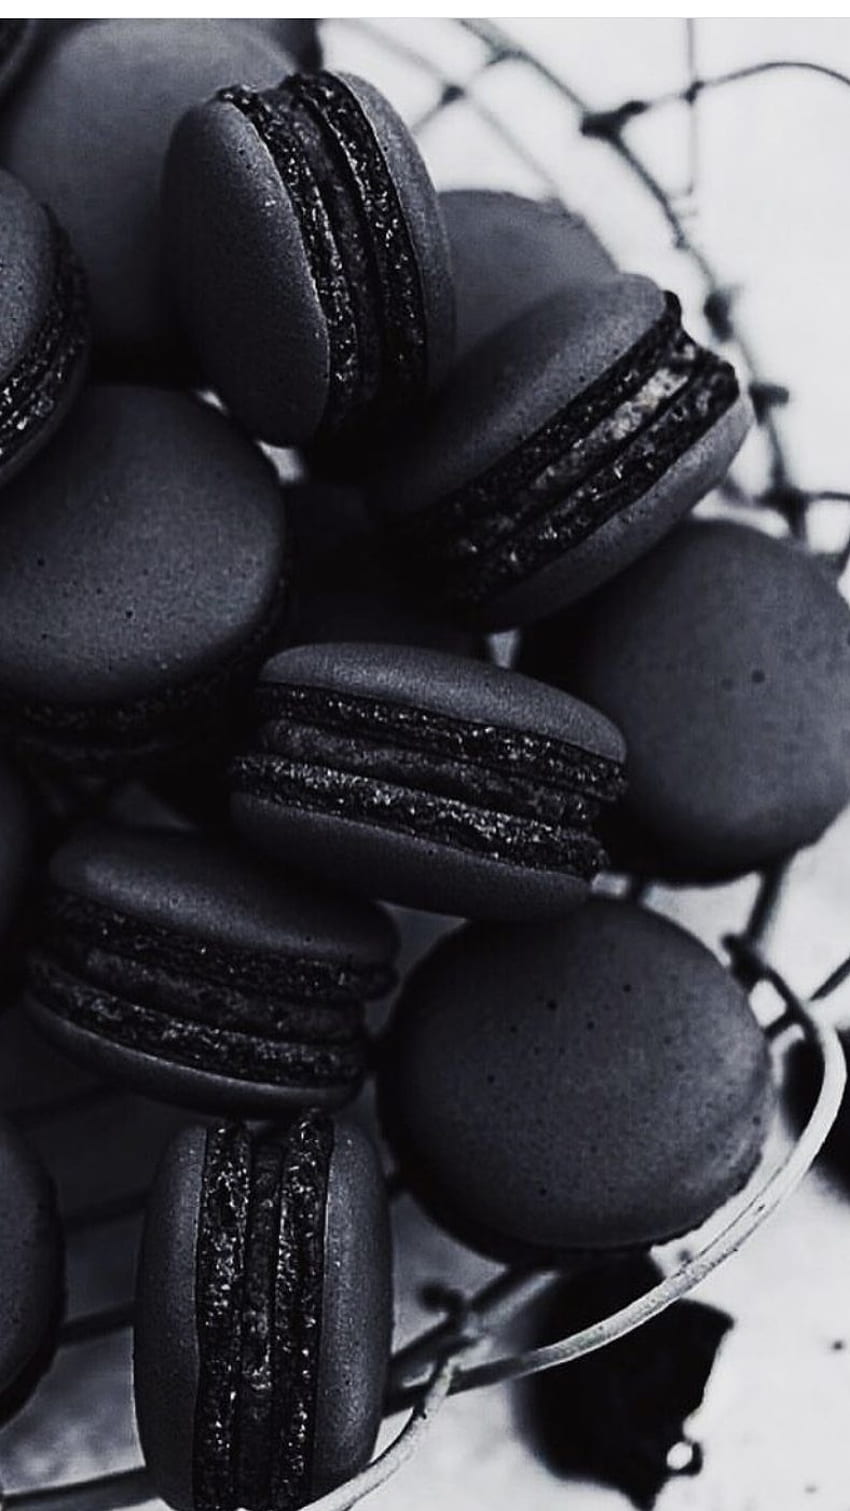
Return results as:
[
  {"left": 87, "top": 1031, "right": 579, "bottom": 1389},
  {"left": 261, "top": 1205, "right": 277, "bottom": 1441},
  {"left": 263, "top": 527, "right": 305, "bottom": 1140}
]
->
[
  {"left": 27, "top": 889, "right": 388, "bottom": 1088},
  {"left": 393, "top": 293, "right": 740, "bottom": 608},
  {"left": 232, "top": 682, "right": 624, "bottom": 880},
  {"left": 0, "top": 214, "right": 88, "bottom": 476},
  {"left": 219, "top": 71, "right": 427, "bottom": 435},
  {"left": 194, "top": 1117, "right": 333, "bottom": 1511}
]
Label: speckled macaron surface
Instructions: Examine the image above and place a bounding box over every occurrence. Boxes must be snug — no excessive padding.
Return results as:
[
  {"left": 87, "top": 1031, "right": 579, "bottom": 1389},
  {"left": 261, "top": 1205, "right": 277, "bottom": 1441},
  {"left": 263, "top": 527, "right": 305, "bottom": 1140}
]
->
[
  {"left": 522, "top": 518, "right": 850, "bottom": 879},
  {"left": 0, "top": 385, "right": 289, "bottom": 772},
  {"left": 134, "top": 1114, "right": 392, "bottom": 1511},
  {"left": 163, "top": 69, "right": 454, "bottom": 447},
  {"left": 0, "top": 20, "right": 296, "bottom": 375},
  {"left": 381, "top": 899, "right": 775, "bottom": 1261},
  {"left": 0, "top": 1116, "right": 62, "bottom": 1401},
  {"left": 0, "top": 168, "right": 88, "bottom": 491},
  {"left": 372, "top": 277, "right": 751, "bottom": 629},
  {"left": 442, "top": 189, "right": 616, "bottom": 358},
  {"left": 25, "top": 824, "right": 397, "bottom": 1114},
  {"left": 230, "top": 641, "right": 626, "bottom": 919}
]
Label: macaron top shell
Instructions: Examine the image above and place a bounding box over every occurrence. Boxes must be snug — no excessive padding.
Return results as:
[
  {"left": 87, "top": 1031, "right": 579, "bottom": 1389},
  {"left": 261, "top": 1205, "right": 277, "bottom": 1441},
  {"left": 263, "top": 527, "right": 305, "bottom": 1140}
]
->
[
  {"left": 256, "top": 641, "right": 625, "bottom": 764},
  {"left": 48, "top": 825, "right": 397, "bottom": 970},
  {"left": 0, "top": 1115, "right": 61, "bottom": 1396},
  {"left": 381, "top": 900, "right": 774, "bottom": 1259},
  {"left": 0, "top": 385, "right": 287, "bottom": 740},
  {"left": 548, "top": 519, "right": 850, "bottom": 878},
  {"left": 0, "top": 20, "right": 296, "bottom": 371},
  {"left": 442, "top": 189, "right": 616, "bottom": 358}
]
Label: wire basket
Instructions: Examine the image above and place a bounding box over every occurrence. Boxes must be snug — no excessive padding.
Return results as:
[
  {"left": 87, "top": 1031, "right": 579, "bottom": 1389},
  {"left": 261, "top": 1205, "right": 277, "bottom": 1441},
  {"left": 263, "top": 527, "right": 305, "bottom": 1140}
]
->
[{"left": 2, "top": 17, "right": 850, "bottom": 1511}]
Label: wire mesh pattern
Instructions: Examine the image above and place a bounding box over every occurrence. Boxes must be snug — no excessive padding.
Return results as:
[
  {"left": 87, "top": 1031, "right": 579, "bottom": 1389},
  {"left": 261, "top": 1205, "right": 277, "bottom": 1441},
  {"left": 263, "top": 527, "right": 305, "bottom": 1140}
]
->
[{"left": 2, "top": 17, "right": 850, "bottom": 1511}]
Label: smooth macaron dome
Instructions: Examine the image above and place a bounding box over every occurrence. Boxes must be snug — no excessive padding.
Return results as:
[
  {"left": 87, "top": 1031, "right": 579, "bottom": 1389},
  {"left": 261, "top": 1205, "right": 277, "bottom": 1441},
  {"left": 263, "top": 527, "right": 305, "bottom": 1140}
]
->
[
  {"left": 134, "top": 1114, "right": 392, "bottom": 1511},
  {"left": 0, "top": 385, "right": 289, "bottom": 772},
  {"left": 230, "top": 641, "right": 626, "bottom": 919},
  {"left": 0, "top": 20, "right": 297, "bottom": 375},
  {"left": 163, "top": 70, "right": 454, "bottom": 448},
  {"left": 442, "top": 188, "right": 616, "bottom": 359},
  {"left": 25, "top": 825, "right": 398, "bottom": 1114},
  {"left": 0, "top": 1116, "right": 62, "bottom": 1407},
  {"left": 372, "top": 276, "right": 751, "bottom": 629},
  {"left": 522, "top": 518, "right": 850, "bottom": 880},
  {"left": 380, "top": 900, "right": 775, "bottom": 1262},
  {"left": 0, "top": 168, "right": 88, "bottom": 491}
]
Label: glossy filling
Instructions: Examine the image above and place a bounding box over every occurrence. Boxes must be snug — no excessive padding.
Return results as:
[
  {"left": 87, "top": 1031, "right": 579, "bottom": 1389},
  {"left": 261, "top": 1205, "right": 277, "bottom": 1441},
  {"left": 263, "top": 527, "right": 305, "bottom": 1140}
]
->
[
  {"left": 219, "top": 71, "right": 427, "bottom": 434},
  {"left": 233, "top": 682, "right": 625, "bottom": 880},
  {"left": 28, "top": 890, "right": 393, "bottom": 1089},
  {"left": 194, "top": 1117, "right": 333, "bottom": 1511},
  {"left": 0, "top": 215, "right": 88, "bottom": 477},
  {"left": 394, "top": 294, "right": 740, "bottom": 608}
]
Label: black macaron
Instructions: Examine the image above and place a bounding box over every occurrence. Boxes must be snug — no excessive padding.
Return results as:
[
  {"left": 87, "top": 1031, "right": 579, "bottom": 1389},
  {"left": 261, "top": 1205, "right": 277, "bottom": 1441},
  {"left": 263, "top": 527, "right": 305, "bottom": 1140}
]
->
[
  {"left": 372, "top": 277, "right": 751, "bottom": 629},
  {"left": 134, "top": 1113, "right": 392, "bottom": 1511},
  {"left": 0, "top": 384, "right": 289, "bottom": 773},
  {"left": 0, "top": 21, "right": 297, "bottom": 377},
  {"left": 0, "top": 168, "right": 88, "bottom": 491},
  {"left": 521, "top": 517, "right": 850, "bottom": 880},
  {"left": 230, "top": 642, "right": 626, "bottom": 919},
  {"left": 163, "top": 70, "right": 454, "bottom": 448},
  {"left": 24, "top": 825, "right": 398, "bottom": 1115},
  {"left": 380, "top": 900, "right": 775, "bottom": 1262},
  {"left": 0, "top": 1116, "right": 62, "bottom": 1414},
  {"left": 442, "top": 188, "right": 616, "bottom": 359}
]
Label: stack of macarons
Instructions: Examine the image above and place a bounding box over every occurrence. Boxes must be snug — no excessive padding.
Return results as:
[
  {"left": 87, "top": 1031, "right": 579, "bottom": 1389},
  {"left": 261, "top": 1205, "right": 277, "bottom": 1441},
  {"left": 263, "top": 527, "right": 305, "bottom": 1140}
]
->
[{"left": 0, "top": 18, "right": 837, "bottom": 1511}]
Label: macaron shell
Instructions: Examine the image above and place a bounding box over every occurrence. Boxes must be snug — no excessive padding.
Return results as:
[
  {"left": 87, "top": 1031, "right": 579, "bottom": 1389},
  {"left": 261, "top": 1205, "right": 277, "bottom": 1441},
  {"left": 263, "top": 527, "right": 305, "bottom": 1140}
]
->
[
  {"left": 25, "top": 998, "right": 363, "bottom": 1118},
  {"left": 0, "top": 1117, "right": 61, "bottom": 1395},
  {"left": 381, "top": 901, "right": 774, "bottom": 1258},
  {"left": 442, "top": 189, "right": 616, "bottom": 358},
  {"left": 163, "top": 97, "right": 330, "bottom": 445},
  {"left": 340, "top": 73, "right": 454, "bottom": 391},
  {"left": 484, "top": 390, "right": 752, "bottom": 626},
  {"left": 0, "top": 20, "right": 296, "bottom": 371},
  {"left": 371, "top": 277, "right": 665, "bottom": 524},
  {"left": 561, "top": 519, "right": 850, "bottom": 878},
  {"left": 256, "top": 641, "right": 625, "bottom": 762},
  {"left": 0, "top": 386, "right": 287, "bottom": 708},
  {"left": 233, "top": 790, "right": 591, "bottom": 919},
  {"left": 134, "top": 1125, "right": 205, "bottom": 1511},
  {"left": 48, "top": 826, "right": 397, "bottom": 968},
  {"left": 311, "top": 1120, "right": 392, "bottom": 1496}
]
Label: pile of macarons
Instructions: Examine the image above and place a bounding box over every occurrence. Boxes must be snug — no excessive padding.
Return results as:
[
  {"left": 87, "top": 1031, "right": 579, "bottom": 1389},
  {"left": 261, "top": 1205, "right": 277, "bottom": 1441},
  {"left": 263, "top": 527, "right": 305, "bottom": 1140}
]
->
[{"left": 0, "top": 20, "right": 846, "bottom": 1511}]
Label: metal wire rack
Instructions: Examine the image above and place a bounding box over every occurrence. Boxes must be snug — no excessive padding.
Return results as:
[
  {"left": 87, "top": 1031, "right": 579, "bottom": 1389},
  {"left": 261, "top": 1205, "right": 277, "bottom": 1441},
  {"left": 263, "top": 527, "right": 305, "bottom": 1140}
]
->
[{"left": 2, "top": 17, "right": 850, "bottom": 1511}]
